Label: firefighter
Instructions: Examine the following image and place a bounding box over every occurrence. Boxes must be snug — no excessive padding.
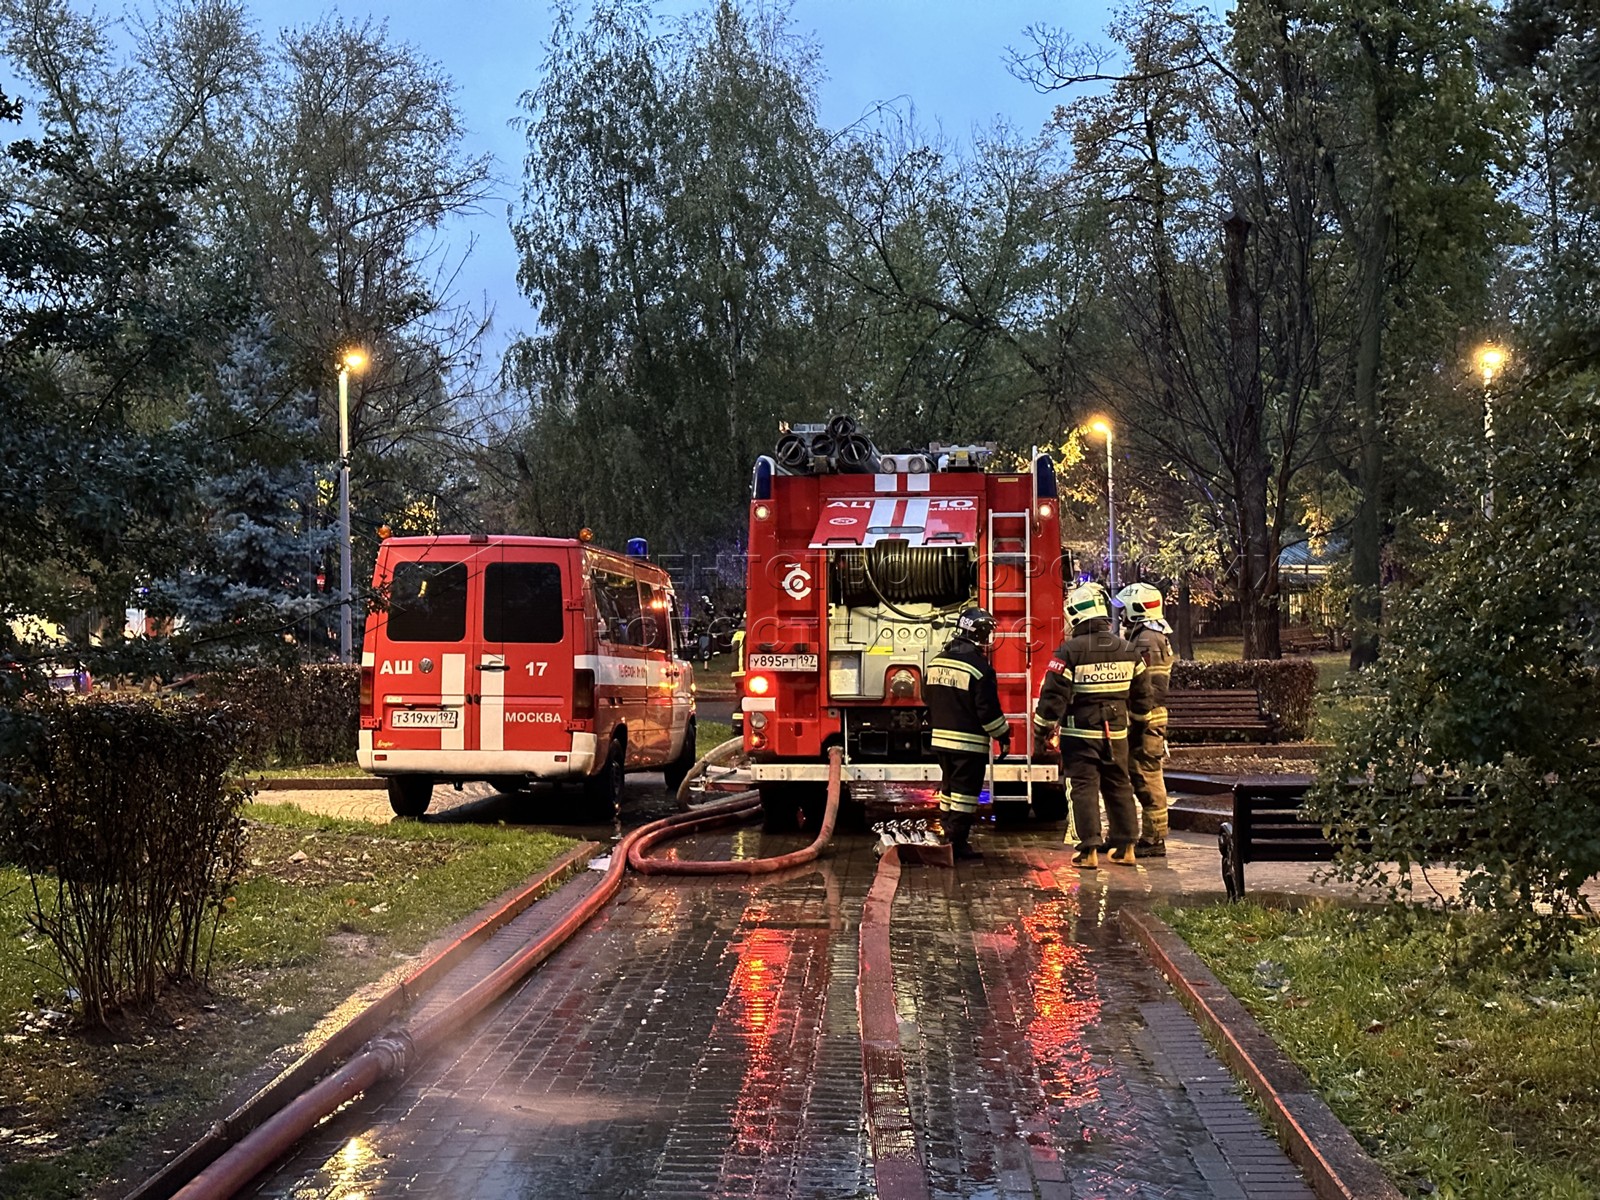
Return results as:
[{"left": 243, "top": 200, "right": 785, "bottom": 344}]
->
[
  {"left": 1032, "top": 583, "right": 1149, "bottom": 868},
  {"left": 925, "top": 607, "right": 1010, "bottom": 860},
  {"left": 1116, "top": 582, "right": 1174, "bottom": 857}
]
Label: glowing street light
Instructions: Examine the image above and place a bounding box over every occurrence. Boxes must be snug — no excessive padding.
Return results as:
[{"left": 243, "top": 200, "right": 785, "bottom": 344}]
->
[
  {"left": 1474, "top": 344, "right": 1506, "bottom": 386},
  {"left": 1474, "top": 344, "right": 1507, "bottom": 519},
  {"left": 337, "top": 348, "right": 367, "bottom": 663},
  {"left": 1087, "top": 418, "right": 1117, "bottom": 599}
]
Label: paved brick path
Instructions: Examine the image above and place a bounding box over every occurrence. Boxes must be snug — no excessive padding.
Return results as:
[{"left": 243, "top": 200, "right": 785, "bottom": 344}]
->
[{"left": 243, "top": 814, "right": 1316, "bottom": 1200}]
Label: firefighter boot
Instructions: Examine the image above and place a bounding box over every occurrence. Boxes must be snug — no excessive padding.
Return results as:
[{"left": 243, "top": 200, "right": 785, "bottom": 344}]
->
[{"left": 947, "top": 813, "right": 983, "bottom": 860}]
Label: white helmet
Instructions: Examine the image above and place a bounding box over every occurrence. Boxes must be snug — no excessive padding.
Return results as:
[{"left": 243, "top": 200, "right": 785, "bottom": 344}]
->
[
  {"left": 1065, "top": 582, "right": 1111, "bottom": 630},
  {"left": 1115, "top": 582, "right": 1171, "bottom": 632}
]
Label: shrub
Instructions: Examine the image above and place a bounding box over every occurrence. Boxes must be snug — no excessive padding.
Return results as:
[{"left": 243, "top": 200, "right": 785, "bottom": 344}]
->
[
  {"left": 1307, "top": 372, "right": 1600, "bottom": 953},
  {"left": 0, "top": 697, "right": 251, "bottom": 1024},
  {"left": 198, "top": 664, "right": 358, "bottom": 767},
  {"left": 1171, "top": 658, "right": 1320, "bottom": 740}
]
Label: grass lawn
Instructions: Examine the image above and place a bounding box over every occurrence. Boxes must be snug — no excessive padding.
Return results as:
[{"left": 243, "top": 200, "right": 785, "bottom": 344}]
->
[
  {"left": 0, "top": 804, "right": 575, "bottom": 1200},
  {"left": 697, "top": 719, "right": 733, "bottom": 758},
  {"left": 1167, "top": 900, "right": 1600, "bottom": 1198},
  {"left": 247, "top": 761, "right": 370, "bottom": 779}
]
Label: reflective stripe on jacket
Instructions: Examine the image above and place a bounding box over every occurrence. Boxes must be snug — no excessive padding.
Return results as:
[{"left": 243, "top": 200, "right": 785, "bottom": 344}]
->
[
  {"left": 1126, "top": 624, "right": 1173, "bottom": 727},
  {"left": 1032, "top": 620, "right": 1149, "bottom": 742},
  {"left": 925, "top": 637, "right": 1009, "bottom": 754}
]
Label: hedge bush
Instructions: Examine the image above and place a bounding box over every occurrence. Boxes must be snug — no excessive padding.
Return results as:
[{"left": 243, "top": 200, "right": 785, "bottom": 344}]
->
[
  {"left": 0, "top": 697, "right": 250, "bottom": 1024},
  {"left": 1171, "top": 658, "right": 1320, "bottom": 740},
  {"left": 198, "top": 664, "right": 359, "bottom": 767}
]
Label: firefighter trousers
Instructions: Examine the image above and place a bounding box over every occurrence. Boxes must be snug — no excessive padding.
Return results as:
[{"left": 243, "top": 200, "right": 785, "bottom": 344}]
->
[
  {"left": 1127, "top": 723, "right": 1169, "bottom": 841},
  {"left": 1062, "top": 736, "right": 1139, "bottom": 852},
  {"left": 934, "top": 749, "right": 987, "bottom": 816}
]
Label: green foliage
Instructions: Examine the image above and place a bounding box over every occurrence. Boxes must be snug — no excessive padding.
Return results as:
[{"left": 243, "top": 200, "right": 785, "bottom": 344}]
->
[
  {"left": 198, "top": 665, "right": 358, "bottom": 768},
  {"left": 1169, "top": 901, "right": 1600, "bottom": 1197},
  {"left": 1172, "top": 658, "right": 1320, "bottom": 739},
  {"left": 0, "top": 697, "right": 251, "bottom": 1025},
  {"left": 1308, "top": 371, "right": 1600, "bottom": 945}
]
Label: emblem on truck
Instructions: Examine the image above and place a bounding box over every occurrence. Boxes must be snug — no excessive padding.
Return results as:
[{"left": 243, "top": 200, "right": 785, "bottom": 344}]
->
[{"left": 781, "top": 564, "right": 813, "bottom": 599}]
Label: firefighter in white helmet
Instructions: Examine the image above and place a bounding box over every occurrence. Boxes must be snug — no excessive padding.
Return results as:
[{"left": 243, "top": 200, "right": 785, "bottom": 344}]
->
[
  {"left": 1115, "top": 582, "right": 1174, "bottom": 856},
  {"left": 1032, "top": 582, "right": 1149, "bottom": 868},
  {"left": 924, "top": 607, "right": 1010, "bottom": 859}
]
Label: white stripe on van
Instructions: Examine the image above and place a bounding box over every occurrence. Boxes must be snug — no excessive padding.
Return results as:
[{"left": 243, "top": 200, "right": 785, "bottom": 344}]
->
[
  {"left": 480, "top": 654, "right": 505, "bottom": 752},
  {"left": 575, "top": 653, "right": 670, "bottom": 687},
  {"left": 442, "top": 654, "right": 466, "bottom": 750}
]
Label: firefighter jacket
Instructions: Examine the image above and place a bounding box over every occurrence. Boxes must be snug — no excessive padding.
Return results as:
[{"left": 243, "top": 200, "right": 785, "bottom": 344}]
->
[
  {"left": 1031, "top": 619, "right": 1150, "bottom": 743},
  {"left": 925, "top": 636, "right": 1010, "bottom": 754},
  {"left": 1125, "top": 623, "right": 1173, "bottom": 729}
]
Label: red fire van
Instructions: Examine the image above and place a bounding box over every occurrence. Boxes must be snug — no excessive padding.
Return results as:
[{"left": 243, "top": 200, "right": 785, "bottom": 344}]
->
[{"left": 358, "top": 534, "right": 697, "bottom": 818}]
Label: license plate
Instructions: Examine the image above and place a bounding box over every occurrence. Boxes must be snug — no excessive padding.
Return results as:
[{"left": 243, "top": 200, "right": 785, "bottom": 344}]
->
[
  {"left": 748, "top": 653, "right": 818, "bottom": 672},
  {"left": 391, "top": 708, "right": 459, "bottom": 729}
]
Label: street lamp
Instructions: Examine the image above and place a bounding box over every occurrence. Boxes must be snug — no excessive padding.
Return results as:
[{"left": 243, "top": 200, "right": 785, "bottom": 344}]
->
[
  {"left": 337, "top": 348, "right": 367, "bottom": 663},
  {"left": 1474, "top": 344, "right": 1506, "bottom": 518},
  {"left": 1088, "top": 418, "right": 1116, "bottom": 598}
]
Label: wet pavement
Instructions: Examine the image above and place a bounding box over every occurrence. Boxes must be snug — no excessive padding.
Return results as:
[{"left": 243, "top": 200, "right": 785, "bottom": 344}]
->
[{"left": 240, "top": 790, "right": 1318, "bottom": 1200}]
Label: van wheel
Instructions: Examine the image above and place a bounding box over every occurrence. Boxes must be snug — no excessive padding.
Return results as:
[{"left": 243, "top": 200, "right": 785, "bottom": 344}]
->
[
  {"left": 387, "top": 776, "right": 433, "bottom": 818},
  {"left": 662, "top": 720, "right": 697, "bottom": 793},
  {"left": 582, "top": 739, "right": 625, "bottom": 822}
]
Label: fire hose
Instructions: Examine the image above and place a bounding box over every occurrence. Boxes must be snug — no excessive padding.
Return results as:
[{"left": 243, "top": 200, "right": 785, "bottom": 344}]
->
[{"left": 168, "top": 747, "right": 843, "bottom": 1200}]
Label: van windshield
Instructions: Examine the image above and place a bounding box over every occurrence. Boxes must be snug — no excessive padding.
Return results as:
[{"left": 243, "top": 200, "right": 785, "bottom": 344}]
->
[
  {"left": 484, "top": 562, "right": 565, "bottom": 643},
  {"left": 386, "top": 562, "right": 468, "bottom": 643}
]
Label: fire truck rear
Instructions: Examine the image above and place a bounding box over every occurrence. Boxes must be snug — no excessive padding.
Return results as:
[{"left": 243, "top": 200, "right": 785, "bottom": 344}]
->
[{"left": 741, "top": 419, "right": 1067, "bottom": 827}]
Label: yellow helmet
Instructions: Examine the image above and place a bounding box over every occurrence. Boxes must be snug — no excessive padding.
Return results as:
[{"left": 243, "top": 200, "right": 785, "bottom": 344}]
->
[{"left": 1066, "top": 582, "right": 1111, "bottom": 629}]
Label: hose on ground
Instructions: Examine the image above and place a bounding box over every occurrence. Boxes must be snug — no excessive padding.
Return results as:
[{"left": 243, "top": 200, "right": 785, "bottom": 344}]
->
[
  {"left": 171, "top": 747, "right": 843, "bottom": 1200},
  {"left": 676, "top": 735, "right": 748, "bottom": 811},
  {"left": 632, "top": 747, "right": 842, "bottom": 875}
]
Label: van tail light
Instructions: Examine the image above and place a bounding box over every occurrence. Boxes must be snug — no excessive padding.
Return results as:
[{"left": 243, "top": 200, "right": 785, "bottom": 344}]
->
[
  {"left": 572, "top": 669, "right": 596, "bottom": 720},
  {"left": 359, "top": 666, "right": 374, "bottom": 715}
]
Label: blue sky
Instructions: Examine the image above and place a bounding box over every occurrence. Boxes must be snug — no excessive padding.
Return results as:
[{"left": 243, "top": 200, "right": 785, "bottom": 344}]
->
[{"left": 245, "top": 0, "right": 1110, "bottom": 358}]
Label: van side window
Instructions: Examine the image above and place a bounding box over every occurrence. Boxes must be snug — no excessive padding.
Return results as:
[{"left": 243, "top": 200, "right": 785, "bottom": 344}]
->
[
  {"left": 639, "top": 583, "right": 672, "bottom": 651},
  {"left": 484, "top": 562, "right": 564, "bottom": 644},
  {"left": 592, "top": 569, "right": 642, "bottom": 646},
  {"left": 387, "top": 562, "right": 468, "bottom": 643}
]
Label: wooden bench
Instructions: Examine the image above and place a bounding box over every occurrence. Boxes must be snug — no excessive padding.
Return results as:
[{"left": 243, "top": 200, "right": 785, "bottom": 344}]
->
[
  {"left": 1280, "top": 628, "right": 1329, "bottom": 655},
  {"left": 1218, "top": 776, "right": 1363, "bottom": 899},
  {"left": 1165, "top": 688, "right": 1274, "bottom": 742}
]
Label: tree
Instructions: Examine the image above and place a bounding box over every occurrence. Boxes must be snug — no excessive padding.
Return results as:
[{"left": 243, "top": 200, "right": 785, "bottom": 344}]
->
[{"left": 509, "top": 0, "right": 840, "bottom": 554}]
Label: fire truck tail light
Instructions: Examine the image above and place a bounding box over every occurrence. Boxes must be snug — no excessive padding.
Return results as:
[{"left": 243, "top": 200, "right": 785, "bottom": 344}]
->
[
  {"left": 746, "top": 674, "right": 771, "bottom": 696},
  {"left": 359, "top": 665, "right": 374, "bottom": 714},
  {"left": 1036, "top": 500, "right": 1055, "bottom": 519},
  {"left": 753, "top": 502, "right": 772, "bottom": 521},
  {"left": 749, "top": 711, "right": 768, "bottom": 730},
  {"left": 572, "top": 669, "right": 596, "bottom": 720},
  {"left": 749, "top": 731, "right": 767, "bottom": 750},
  {"left": 888, "top": 667, "right": 919, "bottom": 699}
]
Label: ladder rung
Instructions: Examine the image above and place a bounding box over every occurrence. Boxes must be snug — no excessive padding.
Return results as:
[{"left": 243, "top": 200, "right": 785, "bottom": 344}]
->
[
  {"left": 993, "top": 631, "right": 1027, "bottom": 638},
  {"left": 996, "top": 672, "right": 1029, "bottom": 679},
  {"left": 989, "top": 511, "right": 1029, "bottom": 519},
  {"left": 991, "top": 591, "right": 1027, "bottom": 598}
]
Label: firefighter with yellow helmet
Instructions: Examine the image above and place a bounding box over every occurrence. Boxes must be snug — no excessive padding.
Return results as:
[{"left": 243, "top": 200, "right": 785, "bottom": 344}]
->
[
  {"left": 1115, "top": 582, "right": 1174, "bottom": 856},
  {"left": 1032, "top": 582, "right": 1149, "bottom": 868}
]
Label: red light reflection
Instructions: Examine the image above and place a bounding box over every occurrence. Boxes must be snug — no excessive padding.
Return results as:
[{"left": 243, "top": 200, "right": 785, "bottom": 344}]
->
[{"left": 1021, "top": 899, "right": 1106, "bottom": 1111}]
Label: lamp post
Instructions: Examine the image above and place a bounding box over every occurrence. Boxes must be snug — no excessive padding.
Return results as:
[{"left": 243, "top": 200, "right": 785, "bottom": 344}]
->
[
  {"left": 1474, "top": 344, "right": 1506, "bottom": 519},
  {"left": 337, "top": 349, "right": 367, "bottom": 663},
  {"left": 1090, "top": 418, "right": 1116, "bottom": 595}
]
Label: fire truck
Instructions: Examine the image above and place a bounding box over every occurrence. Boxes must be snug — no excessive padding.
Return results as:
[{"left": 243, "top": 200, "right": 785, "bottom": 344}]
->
[{"left": 740, "top": 419, "right": 1067, "bottom": 827}]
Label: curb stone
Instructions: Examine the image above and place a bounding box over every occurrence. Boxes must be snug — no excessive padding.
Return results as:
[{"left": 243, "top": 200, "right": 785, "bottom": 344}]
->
[{"left": 1121, "top": 907, "right": 1405, "bottom": 1200}]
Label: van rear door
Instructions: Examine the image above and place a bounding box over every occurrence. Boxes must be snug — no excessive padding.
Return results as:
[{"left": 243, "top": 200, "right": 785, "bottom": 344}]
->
[
  {"left": 478, "top": 545, "right": 575, "bottom": 756},
  {"left": 375, "top": 551, "right": 472, "bottom": 754}
]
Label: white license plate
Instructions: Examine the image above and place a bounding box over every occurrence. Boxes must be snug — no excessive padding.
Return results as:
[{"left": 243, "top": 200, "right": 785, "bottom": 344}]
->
[
  {"left": 391, "top": 708, "right": 459, "bottom": 729},
  {"left": 748, "top": 653, "right": 819, "bottom": 672}
]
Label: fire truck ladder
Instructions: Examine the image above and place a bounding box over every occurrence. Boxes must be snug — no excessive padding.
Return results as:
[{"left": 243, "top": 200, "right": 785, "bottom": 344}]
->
[{"left": 984, "top": 507, "right": 1033, "bottom": 811}]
